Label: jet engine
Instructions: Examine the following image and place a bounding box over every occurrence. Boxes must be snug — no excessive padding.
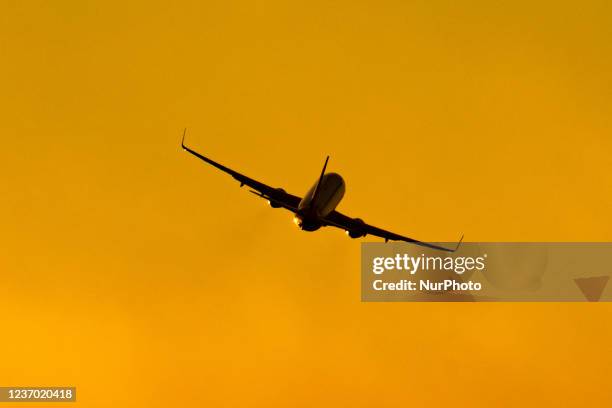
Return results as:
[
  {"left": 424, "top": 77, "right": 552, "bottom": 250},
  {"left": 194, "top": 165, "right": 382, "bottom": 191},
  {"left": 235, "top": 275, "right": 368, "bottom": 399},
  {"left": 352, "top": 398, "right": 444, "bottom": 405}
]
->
[
  {"left": 268, "top": 188, "right": 286, "bottom": 208},
  {"left": 346, "top": 218, "right": 367, "bottom": 238}
]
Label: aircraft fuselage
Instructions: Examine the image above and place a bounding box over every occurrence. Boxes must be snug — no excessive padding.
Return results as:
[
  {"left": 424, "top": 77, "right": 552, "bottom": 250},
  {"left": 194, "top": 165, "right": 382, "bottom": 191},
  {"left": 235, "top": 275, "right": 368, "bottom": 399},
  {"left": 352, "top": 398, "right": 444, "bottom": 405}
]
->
[{"left": 294, "top": 173, "right": 345, "bottom": 231}]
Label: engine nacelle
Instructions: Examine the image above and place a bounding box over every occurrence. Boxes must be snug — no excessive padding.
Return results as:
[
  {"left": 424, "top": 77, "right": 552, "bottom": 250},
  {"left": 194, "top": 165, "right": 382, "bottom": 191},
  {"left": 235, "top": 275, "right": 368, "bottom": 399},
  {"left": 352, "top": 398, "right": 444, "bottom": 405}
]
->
[
  {"left": 346, "top": 218, "right": 367, "bottom": 238},
  {"left": 268, "top": 188, "right": 286, "bottom": 208}
]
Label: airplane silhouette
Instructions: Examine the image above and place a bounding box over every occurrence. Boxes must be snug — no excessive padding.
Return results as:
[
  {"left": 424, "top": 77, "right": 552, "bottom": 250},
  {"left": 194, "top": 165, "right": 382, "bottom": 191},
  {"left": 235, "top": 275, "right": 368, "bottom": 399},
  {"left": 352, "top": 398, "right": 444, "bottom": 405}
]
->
[{"left": 181, "top": 130, "right": 462, "bottom": 252}]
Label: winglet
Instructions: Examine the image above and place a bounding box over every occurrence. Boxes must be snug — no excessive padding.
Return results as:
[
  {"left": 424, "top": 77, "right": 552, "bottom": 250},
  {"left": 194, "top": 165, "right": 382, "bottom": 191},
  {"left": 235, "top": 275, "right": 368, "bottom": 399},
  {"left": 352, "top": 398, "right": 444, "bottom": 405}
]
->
[
  {"left": 181, "top": 128, "right": 187, "bottom": 149},
  {"left": 453, "top": 234, "right": 464, "bottom": 252}
]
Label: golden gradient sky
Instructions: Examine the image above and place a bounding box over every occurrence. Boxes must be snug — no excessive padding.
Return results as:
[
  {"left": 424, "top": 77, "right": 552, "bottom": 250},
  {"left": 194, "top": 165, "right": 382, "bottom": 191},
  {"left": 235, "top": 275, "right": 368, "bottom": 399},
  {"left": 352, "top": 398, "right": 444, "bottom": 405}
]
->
[{"left": 1, "top": 1, "right": 612, "bottom": 406}]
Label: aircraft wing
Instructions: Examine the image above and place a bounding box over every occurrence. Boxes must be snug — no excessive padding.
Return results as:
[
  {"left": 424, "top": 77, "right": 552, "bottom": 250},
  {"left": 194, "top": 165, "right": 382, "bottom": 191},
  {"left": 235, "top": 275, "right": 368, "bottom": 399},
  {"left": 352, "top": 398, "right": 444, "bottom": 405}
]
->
[
  {"left": 324, "top": 210, "right": 462, "bottom": 252},
  {"left": 181, "top": 131, "right": 302, "bottom": 212}
]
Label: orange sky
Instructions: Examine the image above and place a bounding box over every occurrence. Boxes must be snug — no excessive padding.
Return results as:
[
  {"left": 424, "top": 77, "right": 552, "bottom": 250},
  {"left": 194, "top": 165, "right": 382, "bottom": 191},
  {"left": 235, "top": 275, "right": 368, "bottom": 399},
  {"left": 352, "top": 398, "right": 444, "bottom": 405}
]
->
[{"left": 1, "top": 1, "right": 611, "bottom": 406}]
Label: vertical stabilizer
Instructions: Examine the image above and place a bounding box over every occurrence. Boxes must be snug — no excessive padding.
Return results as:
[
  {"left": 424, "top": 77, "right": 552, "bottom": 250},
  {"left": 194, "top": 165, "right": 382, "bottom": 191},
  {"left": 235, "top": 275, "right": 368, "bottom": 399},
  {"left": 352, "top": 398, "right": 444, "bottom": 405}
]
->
[{"left": 310, "top": 156, "right": 329, "bottom": 206}]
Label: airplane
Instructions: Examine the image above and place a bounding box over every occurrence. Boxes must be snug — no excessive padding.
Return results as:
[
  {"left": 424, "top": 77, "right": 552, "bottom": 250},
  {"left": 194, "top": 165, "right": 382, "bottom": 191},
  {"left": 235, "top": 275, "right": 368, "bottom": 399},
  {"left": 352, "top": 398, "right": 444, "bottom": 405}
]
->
[{"left": 181, "top": 130, "right": 462, "bottom": 252}]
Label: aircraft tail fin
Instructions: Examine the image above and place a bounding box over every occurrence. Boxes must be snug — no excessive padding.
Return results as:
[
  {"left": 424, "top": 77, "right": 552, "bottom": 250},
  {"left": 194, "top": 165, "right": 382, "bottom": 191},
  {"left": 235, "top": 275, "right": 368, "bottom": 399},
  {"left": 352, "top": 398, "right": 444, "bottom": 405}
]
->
[{"left": 310, "top": 156, "right": 329, "bottom": 207}]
